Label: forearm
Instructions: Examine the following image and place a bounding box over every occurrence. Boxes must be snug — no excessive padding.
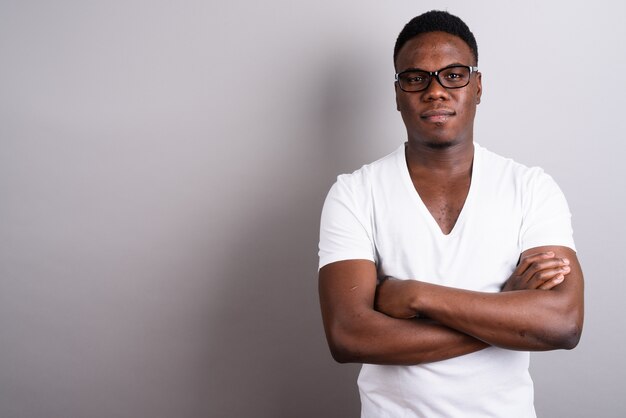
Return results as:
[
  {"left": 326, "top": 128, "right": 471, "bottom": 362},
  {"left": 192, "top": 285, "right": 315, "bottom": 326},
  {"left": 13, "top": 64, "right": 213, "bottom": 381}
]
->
[
  {"left": 324, "top": 309, "right": 487, "bottom": 365},
  {"left": 319, "top": 259, "right": 489, "bottom": 366},
  {"left": 376, "top": 248, "right": 584, "bottom": 351},
  {"left": 414, "top": 282, "right": 582, "bottom": 350}
]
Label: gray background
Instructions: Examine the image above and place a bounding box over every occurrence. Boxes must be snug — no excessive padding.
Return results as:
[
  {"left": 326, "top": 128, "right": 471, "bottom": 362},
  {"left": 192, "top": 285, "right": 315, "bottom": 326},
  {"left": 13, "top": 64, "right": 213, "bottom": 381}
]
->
[{"left": 1, "top": 1, "right": 624, "bottom": 417}]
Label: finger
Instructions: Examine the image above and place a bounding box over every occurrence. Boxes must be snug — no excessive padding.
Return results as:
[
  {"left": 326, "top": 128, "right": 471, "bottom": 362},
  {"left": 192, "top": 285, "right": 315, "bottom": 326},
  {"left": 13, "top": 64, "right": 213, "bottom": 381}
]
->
[
  {"left": 526, "top": 265, "right": 571, "bottom": 289},
  {"left": 520, "top": 251, "right": 555, "bottom": 264},
  {"left": 523, "top": 257, "right": 570, "bottom": 277},
  {"left": 538, "top": 274, "right": 565, "bottom": 290},
  {"left": 515, "top": 251, "right": 556, "bottom": 276}
]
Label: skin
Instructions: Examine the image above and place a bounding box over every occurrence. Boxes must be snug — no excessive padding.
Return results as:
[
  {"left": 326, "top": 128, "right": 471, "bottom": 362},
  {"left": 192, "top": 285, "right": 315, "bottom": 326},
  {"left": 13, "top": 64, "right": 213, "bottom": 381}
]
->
[
  {"left": 397, "top": 32, "right": 481, "bottom": 235},
  {"left": 318, "top": 31, "right": 584, "bottom": 365}
]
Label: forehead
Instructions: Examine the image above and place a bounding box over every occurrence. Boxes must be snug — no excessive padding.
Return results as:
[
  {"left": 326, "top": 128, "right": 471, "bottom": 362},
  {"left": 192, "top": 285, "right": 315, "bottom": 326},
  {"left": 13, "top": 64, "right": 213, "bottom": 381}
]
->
[{"left": 395, "top": 31, "right": 474, "bottom": 71}]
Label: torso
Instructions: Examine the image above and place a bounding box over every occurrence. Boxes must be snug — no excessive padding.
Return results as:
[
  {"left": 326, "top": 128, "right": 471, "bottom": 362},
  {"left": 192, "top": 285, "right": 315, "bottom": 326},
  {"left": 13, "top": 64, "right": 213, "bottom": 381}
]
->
[
  {"left": 410, "top": 172, "right": 471, "bottom": 235},
  {"left": 337, "top": 143, "right": 541, "bottom": 417}
]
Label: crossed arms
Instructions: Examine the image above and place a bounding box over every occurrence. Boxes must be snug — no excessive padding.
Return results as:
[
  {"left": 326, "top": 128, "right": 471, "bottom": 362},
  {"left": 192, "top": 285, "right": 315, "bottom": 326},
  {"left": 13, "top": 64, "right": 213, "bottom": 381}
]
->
[{"left": 318, "top": 246, "right": 584, "bottom": 365}]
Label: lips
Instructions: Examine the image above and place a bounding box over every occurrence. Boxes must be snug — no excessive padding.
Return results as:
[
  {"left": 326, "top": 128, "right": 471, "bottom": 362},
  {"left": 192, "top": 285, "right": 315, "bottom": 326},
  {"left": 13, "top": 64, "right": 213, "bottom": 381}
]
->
[{"left": 420, "top": 108, "right": 455, "bottom": 122}]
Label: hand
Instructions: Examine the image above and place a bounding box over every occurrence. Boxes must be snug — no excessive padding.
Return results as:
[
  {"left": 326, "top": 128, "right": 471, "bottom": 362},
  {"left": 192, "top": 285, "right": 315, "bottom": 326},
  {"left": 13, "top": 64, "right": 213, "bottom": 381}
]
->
[
  {"left": 502, "top": 251, "right": 571, "bottom": 292},
  {"left": 374, "top": 277, "right": 419, "bottom": 319}
]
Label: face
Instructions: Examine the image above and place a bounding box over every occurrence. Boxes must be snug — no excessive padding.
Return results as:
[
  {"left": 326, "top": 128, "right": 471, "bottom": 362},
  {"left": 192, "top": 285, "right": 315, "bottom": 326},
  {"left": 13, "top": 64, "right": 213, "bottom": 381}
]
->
[{"left": 395, "top": 31, "right": 482, "bottom": 148}]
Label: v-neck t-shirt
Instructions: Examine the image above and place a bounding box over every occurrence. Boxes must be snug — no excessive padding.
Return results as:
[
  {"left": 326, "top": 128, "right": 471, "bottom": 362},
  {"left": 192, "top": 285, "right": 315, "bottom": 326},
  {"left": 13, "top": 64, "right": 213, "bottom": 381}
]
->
[{"left": 318, "top": 142, "right": 575, "bottom": 417}]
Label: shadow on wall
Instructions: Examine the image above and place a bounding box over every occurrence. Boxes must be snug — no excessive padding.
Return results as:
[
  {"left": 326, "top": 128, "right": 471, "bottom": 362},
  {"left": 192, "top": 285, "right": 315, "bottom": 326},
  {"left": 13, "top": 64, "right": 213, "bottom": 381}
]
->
[{"left": 203, "top": 52, "right": 386, "bottom": 417}]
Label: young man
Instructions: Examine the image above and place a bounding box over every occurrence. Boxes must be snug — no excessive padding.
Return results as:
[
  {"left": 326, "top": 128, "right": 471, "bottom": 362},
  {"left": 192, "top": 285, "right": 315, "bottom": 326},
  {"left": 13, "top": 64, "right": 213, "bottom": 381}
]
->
[{"left": 318, "top": 10, "right": 583, "bottom": 417}]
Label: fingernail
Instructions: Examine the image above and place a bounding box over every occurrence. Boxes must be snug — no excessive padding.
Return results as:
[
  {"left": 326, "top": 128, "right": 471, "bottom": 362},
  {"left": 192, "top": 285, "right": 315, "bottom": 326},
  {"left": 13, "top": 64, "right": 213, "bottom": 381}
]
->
[
  {"left": 555, "top": 275, "right": 564, "bottom": 283},
  {"left": 563, "top": 258, "right": 570, "bottom": 265}
]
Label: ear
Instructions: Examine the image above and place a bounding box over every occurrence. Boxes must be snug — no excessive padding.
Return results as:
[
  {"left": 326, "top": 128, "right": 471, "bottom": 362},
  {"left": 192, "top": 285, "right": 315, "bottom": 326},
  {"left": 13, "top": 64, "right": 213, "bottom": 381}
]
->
[
  {"left": 395, "top": 82, "right": 401, "bottom": 111},
  {"left": 475, "top": 72, "right": 482, "bottom": 105}
]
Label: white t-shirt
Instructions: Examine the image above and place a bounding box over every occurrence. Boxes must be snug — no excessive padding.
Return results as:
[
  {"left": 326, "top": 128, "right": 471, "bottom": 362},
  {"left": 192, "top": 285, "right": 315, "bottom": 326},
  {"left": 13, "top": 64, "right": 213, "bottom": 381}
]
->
[{"left": 318, "top": 142, "right": 575, "bottom": 418}]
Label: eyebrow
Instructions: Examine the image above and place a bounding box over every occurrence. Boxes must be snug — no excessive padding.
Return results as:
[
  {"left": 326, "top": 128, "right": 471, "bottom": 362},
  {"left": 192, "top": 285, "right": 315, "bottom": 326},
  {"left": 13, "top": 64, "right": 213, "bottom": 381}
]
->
[{"left": 398, "top": 62, "right": 467, "bottom": 73}]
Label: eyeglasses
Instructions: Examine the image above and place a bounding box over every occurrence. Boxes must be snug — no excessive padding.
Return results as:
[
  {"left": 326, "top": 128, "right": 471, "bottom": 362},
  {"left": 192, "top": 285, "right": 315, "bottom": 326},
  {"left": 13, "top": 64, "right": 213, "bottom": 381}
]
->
[{"left": 395, "top": 65, "right": 479, "bottom": 92}]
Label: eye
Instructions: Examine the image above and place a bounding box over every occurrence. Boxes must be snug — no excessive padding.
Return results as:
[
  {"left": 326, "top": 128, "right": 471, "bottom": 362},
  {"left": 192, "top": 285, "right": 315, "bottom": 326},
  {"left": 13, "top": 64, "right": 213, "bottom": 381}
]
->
[
  {"left": 441, "top": 67, "right": 469, "bottom": 83},
  {"left": 407, "top": 76, "right": 425, "bottom": 83},
  {"left": 444, "top": 71, "right": 466, "bottom": 80},
  {"left": 401, "top": 72, "right": 428, "bottom": 85}
]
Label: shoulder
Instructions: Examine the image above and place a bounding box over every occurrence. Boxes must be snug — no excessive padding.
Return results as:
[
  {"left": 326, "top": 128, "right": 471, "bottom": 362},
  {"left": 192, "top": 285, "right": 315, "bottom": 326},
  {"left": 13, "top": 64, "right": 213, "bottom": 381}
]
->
[
  {"left": 476, "top": 144, "right": 556, "bottom": 189},
  {"left": 475, "top": 145, "right": 570, "bottom": 223},
  {"left": 331, "top": 144, "right": 404, "bottom": 196}
]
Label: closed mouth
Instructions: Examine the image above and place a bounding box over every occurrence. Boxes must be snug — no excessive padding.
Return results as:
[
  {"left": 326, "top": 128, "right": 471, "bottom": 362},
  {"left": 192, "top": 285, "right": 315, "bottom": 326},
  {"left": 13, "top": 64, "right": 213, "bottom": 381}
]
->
[{"left": 420, "top": 108, "right": 455, "bottom": 118}]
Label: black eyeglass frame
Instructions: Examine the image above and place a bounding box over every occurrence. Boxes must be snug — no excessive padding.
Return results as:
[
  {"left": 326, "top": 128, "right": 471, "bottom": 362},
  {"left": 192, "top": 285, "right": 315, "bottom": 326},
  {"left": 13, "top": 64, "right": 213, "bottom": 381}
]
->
[{"left": 394, "top": 65, "right": 479, "bottom": 93}]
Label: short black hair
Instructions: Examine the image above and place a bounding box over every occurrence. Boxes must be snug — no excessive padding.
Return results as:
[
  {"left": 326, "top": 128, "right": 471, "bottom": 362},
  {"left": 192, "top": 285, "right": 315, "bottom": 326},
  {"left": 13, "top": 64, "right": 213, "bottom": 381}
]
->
[{"left": 394, "top": 10, "right": 478, "bottom": 67}]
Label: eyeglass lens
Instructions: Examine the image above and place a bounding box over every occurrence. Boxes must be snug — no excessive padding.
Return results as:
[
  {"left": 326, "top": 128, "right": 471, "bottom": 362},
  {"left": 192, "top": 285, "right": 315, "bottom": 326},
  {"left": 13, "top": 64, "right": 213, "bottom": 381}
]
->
[{"left": 398, "top": 66, "right": 471, "bottom": 92}]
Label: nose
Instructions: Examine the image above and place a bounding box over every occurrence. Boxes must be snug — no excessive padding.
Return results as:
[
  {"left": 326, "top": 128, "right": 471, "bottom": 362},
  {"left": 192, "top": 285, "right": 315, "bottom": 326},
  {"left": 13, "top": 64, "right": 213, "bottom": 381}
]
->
[{"left": 423, "top": 75, "right": 449, "bottom": 100}]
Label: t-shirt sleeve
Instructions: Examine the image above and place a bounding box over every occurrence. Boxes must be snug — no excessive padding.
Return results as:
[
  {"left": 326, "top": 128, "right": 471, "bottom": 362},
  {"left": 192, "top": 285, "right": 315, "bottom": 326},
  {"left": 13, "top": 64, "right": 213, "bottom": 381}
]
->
[
  {"left": 519, "top": 168, "right": 576, "bottom": 252},
  {"left": 318, "top": 175, "right": 375, "bottom": 270}
]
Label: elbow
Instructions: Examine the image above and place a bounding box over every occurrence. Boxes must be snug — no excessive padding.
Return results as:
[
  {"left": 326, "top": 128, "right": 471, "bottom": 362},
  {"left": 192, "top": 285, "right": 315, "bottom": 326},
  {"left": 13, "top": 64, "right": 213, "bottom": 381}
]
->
[
  {"left": 325, "top": 324, "right": 367, "bottom": 364},
  {"left": 534, "top": 294, "right": 584, "bottom": 350},
  {"left": 557, "top": 320, "right": 582, "bottom": 350},
  {"left": 546, "top": 312, "right": 583, "bottom": 350},
  {"left": 329, "top": 344, "right": 353, "bottom": 364},
  {"left": 327, "top": 335, "right": 361, "bottom": 364}
]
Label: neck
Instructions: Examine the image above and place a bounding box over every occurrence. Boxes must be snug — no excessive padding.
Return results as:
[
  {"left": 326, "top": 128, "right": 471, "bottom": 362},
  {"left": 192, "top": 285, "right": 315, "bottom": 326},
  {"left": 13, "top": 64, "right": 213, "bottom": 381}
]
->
[{"left": 405, "top": 139, "right": 474, "bottom": 176}]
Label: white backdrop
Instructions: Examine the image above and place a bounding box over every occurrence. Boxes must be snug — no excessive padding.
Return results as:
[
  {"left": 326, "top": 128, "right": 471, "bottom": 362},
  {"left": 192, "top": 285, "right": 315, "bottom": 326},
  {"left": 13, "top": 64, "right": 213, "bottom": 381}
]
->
[{"left": 1, "top": 1, "right": 624, "bottom": 417}]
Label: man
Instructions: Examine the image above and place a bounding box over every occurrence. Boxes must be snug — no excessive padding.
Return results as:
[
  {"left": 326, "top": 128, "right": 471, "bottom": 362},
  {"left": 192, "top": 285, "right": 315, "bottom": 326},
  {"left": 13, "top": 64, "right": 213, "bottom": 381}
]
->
[{"left": 318, "top": 10, "right": 583, "bottom": 417}]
